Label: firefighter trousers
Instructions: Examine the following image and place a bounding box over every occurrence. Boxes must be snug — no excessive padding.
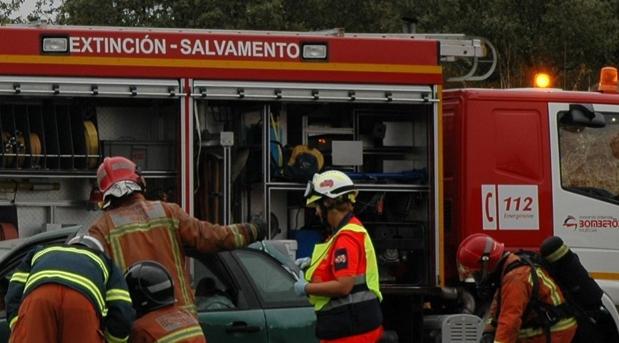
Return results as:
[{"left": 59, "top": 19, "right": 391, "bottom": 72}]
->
[
  {"left": 320, "top": 325, "right": 384, "bottom": 343},
  {"left": 519, "top": 325, "right": 577, "bottom": 343},
  {"left": 10, "top": 283, "right": 104, "bottom": 343}
]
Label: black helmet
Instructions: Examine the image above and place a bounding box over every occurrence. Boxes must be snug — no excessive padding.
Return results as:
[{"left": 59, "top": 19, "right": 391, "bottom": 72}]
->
[{"left": 124, "top": 261, "right": 175, "bottom": 315}]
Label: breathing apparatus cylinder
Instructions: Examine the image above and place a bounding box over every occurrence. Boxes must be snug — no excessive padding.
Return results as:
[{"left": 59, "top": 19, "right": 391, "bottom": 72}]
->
[{"left": 540, "top": 236, "right": 603, "bottom": 311}]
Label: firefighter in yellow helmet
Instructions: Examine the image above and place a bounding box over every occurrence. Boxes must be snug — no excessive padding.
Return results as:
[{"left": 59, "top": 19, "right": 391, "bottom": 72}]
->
[{"left": 295, "top": 170, "right": 384, "bottom": 343}]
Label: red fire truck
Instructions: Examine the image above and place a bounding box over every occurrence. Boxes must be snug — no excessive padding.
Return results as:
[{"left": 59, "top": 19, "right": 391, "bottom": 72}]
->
[
  {"left": 5, "top": 23, "right": 618, "bottom": 342},
  {"left": 0, "top": 23, "right": 496, "bottom": 341}
]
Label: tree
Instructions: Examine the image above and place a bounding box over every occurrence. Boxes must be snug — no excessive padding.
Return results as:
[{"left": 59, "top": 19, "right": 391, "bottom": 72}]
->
[
  {"left": 52, "top": 0, "right": 404, "bottom": 32},
  {"left": 407, "top": 0, "right": 619, "bottom": 89}
]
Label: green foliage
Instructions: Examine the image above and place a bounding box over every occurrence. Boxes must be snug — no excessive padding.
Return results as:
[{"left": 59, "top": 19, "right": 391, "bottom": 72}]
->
[
  {"left": 408, "top": 0, "right": 619, "bottom": 88},
  {"left": 5, "top": 0, "right": 619, "bottom": 90},
  {"left": 52, "top": 0, "right": 405, "bottom": 32}
]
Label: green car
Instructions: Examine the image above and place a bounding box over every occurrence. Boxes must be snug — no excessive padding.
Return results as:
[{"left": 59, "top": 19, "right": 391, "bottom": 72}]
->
[{"left": 0, "top": 226, "right": 317, "bottom": 343}]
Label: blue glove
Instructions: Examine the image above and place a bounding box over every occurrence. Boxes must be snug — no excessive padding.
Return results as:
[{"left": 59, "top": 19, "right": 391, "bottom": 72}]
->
[
  {"left": 295, "top": 257, "right": 311, "bottom": 270},
  {"left": 294, "top": 271, "right": 308, "bottom": 296}
]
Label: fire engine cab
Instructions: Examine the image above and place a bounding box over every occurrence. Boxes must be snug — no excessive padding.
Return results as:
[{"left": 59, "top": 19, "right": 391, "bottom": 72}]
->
[{"left": 443, "top": 77, "right": 619, "bottom": 304}]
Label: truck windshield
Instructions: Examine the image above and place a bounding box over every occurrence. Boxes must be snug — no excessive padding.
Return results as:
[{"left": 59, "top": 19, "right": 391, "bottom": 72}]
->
[{"left": 559, "top": 111, "right": 619, "bottom": 203}]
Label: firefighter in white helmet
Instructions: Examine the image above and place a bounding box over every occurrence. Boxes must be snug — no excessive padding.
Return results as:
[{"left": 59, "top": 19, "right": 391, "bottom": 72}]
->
[{"left": 294, "top": 170, "right": 384, "bottom": 342}]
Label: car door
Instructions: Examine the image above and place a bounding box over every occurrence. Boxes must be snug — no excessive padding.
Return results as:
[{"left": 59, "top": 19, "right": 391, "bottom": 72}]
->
[
  {"left": 193, "top": 252, "right": 267, "bottom": 343},
  {"left": 231, "top": 249, "right": 318, "bottom": 343}
]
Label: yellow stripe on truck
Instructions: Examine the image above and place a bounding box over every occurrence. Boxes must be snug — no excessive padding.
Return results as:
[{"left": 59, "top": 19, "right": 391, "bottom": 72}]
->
[
  {"left": 0, "top": 54, "right": 442, "bottom": 74},
  {"left": 591, "top": 272, "right": 619, "bottom": 281}
]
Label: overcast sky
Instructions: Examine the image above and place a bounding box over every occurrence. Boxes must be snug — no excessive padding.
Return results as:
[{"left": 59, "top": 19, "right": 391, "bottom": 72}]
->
[{"left": 15, "top": 0, "right": 61, "bottom": 21}]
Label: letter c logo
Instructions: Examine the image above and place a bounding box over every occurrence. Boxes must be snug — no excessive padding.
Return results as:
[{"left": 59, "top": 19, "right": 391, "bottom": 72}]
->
[{"left": 485, "top": 192, "right": 494, "bottom": 223}]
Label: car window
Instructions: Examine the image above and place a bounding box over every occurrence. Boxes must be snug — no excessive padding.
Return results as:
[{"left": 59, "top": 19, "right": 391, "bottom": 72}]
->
[
  {"left": 192, "top": 255, "right": 239, "bottom": 312},
  {"left": 234, "top": 249, "right": 309, "bottom": 308}
]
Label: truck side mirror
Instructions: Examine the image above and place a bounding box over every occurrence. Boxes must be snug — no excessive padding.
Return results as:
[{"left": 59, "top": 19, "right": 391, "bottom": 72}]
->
[{"left": 560, "top": 104, "right": 607, "bottom": 128}]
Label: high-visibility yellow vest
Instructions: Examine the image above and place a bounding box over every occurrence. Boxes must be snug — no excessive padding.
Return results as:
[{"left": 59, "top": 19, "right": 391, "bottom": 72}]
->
[{"left": 305, "top": 222, "right": 382, "bottom": 311}]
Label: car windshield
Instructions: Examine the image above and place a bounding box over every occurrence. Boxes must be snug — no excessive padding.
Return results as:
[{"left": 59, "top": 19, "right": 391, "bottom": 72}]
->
[{"left": 234, "top": 249, "right": 309, "bottom": 307}]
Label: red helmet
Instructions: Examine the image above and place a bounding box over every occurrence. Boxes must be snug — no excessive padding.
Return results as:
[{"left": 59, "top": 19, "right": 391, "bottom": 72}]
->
[
  {"left": 457, "top": 233, "right": 505, "bottom": 280},
  {"left": 97, "top": 157, "right": 145, "bottom": 209},
  {"left": 97, "top": 156, "right": 142, "bottom": 193}
]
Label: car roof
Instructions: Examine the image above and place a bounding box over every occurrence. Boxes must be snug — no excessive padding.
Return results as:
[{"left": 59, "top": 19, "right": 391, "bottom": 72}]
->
[
  {"left": 0, "top": 226, "right": 81, "bottom": 267},
  {"left": 0, "top": 226, "right": 299, "bottom": 279}
]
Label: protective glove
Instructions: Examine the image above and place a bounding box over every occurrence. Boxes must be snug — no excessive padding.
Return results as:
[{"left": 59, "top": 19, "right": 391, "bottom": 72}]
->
[
  {"left": 249, "top": 216, "right": 267, "bottom": 242},
  {"left": 294, "top": 271, "right": 308, "bottom": 296},
  {"left": 295, "top": 257, "right": 311, "bottom": 270}
]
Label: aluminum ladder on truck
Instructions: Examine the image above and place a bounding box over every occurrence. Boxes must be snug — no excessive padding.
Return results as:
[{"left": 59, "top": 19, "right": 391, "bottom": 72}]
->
[
  {"left": 188, "top": 28, "right": 497, "bottom": 83},
  {"left": 406, "top": 33, "right": 496, "bottom": 82},
  {"left": 311, "top": 29, "right": 497, "bottom": 83}
]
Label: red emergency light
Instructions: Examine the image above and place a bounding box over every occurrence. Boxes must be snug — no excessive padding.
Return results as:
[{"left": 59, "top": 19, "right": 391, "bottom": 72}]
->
[{"left": 598, "top": 66, "right": 618, "bottom": 93}]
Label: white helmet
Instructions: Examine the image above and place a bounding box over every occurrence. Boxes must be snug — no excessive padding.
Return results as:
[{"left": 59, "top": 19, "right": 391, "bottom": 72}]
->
[
  {"left": 67, "top": 233, "right": 105, "bottom": 252},
  {"left": 304, "top": 170, "right": 358, "bottom": 207}
]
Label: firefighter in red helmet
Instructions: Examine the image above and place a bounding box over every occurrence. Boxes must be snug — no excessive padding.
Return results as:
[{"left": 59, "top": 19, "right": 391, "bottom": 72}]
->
[
  {"left": 457, "top": 233, "right": 577, "bottom": 343},
  {"left": 96, "top": 156, "right": 146, "bottom": 209},
  {"left": 88, "top": 156, "right": 266, "bottom": 341}
]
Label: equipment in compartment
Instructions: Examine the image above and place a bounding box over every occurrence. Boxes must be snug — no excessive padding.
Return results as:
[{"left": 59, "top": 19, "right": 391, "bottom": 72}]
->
[
  {"left": 1, "top": 131, "right": 9, "bottom": 167},
  {"left": 1, "top": 131, "right": 26, "bottom": 168},
  {"left": 0, "top": 222, "right": 17, "bottom": 240},
  {"left": 331, "top": 140, "right": 363, "bottom": 166},
  {"left": 97, "top": 105, "right": 176, "bottom": 172},
  {"left": 371, "top": 222, "right": 426, "bottom": 283},
  {"left": 0, "top": 206, "right": 18, "bottom": 239},
  {"left": 15, "top": 132, "right": 25, "bottom": 167},
  {"left": 83, "top": 120, "right": 99, "bottom": 169},
  {"left": 29, "top": 132, "right": 42, "bottom": 167},
  {"left": 0, "top": 102, "right": 105, "bottom": 171}
]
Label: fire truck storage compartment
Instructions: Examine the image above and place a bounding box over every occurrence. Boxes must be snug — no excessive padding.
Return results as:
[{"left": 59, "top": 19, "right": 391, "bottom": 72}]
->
[
  {"left": 0, "top": 77, "right": 180, "bottom": 238},
  {"left": 192, "top": 81, "right": 436, "bottom": 287}
]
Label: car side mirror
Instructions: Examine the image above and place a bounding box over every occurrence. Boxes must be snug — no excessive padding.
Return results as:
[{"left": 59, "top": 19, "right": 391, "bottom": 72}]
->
[{"left": 560, "top": 104, "right": 606, "bottom": 128}]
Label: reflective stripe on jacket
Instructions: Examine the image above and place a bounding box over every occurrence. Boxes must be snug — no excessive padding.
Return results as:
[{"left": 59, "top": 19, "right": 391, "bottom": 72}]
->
[
  {"left": 305, "top": 220, "right": 382, "bottom": 312},
  {"left": 491, "top": 253, "right": 577, "bottom": 343},
  {"left": 89, "top": 193, "right": 259, "bottom": 315},
  {"left": 129, "top": 306, "right": 205, "bottom": 343},
  {"left": 5, "top": 244, "right": 134, "bottom": 341}
]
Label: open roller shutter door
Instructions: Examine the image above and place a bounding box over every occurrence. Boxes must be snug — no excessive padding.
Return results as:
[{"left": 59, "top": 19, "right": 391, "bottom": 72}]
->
[
  {"left": 0, "top": 76, "right": 180, "bottom": 98},
  {"left": 192, "top": 81, "right": 437, "bottom": 104}
]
